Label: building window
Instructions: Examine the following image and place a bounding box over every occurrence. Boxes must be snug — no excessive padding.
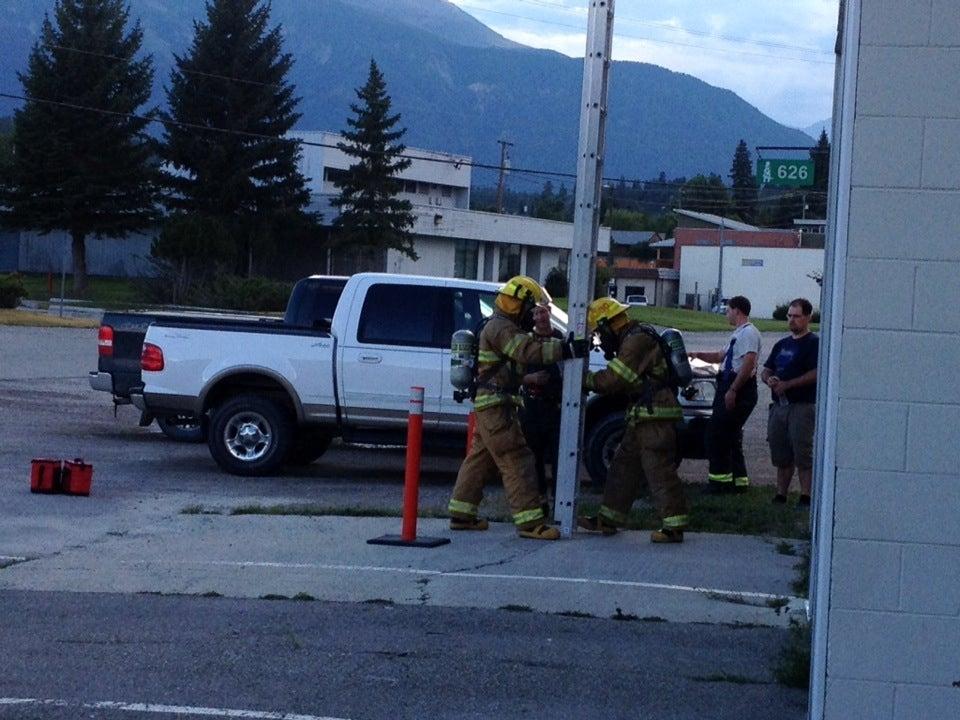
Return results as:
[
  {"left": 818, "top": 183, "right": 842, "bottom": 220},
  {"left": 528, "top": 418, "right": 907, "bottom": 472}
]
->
[
  {"left": 499, "top": 243, "right": 521, "bottom": 281},
  {"left": 742, "top": 258, "right": 764, "bottom": 267},
  {"left": 557, "top": 249, "right": 570, "bottom": 274},
  {"left": 403, "top": 180, "right": 417, "bottom": 194},
  {"left": 324, "top": 167, "right": 348, "bottom": 185},
  {"left": 454, "top": 239, "right": 479, "bottom": 280},
  {"left": 440, "top": 185, "right": 453, "bottom": 197}
]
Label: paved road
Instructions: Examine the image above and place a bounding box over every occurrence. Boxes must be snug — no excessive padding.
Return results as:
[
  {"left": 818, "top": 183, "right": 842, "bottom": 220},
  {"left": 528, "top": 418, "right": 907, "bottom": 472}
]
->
[
  {"left": 0, "top": 590, "right": 806, "bottom": 720},
  {"left": 0, "top": 325, "right": 809, "bottom": 719}
]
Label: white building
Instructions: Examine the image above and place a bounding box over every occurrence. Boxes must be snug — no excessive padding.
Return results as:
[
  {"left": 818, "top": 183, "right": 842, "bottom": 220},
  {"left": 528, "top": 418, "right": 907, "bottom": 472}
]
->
[
  {"left": 810, "top": 1, "right": 960, "bottom": 717},
  {"left": 290, "top": 130, "right": 609, "bottom": 284},
  {"left": 679, "top": 246, "right": 824, "bottom": 318}
]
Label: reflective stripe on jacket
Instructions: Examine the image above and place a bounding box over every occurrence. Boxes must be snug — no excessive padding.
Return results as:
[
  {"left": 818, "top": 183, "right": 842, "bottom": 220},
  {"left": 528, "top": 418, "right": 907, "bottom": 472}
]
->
[
  {"left": 584, "top": 322, "right": 681, "bottom": 424},
  {"left": 474, "top": 311, "right": 563, "bottom": 411}
]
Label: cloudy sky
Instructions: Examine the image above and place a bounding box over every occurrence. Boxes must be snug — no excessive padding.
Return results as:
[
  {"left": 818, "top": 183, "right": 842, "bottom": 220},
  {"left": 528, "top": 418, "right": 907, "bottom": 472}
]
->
[{"left": 450, "top": 0, "right": 840, "bottom": 131}]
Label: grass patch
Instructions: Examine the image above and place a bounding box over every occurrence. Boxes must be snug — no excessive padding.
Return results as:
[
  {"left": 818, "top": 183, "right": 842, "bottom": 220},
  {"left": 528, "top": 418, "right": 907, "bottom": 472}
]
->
[
  {"left": 774, "top": 619, "right": 812, "bottom": 689},
  {"left": 0, "top": 308, "right": 98, "bottom": 328},
  {"left": 776, "top": 541, "right": 797, "bottom": 556},
  {"left": 181, "top": 505, "right": 223, "bottom": 515},
  {"left": 791, "top": 545, "right": 811, "bottom": 598},
  {"left": 579, "top": 484, "right": 812, "bottom": 539},
  {"left": 499, "top": 604, "right": 533, "bottom": 613},
  {"left": 200, "top": 591, "right": 223, "bottom": 598},
  {"left": 362, "top": 598, "right": 395, "bottom": 606},
  {"left": 555, "top": 610, "right": 596, "bottom": 619},
  {"left": 692, "top": 672, "right": 769, "bottom": 685},
  {"left": 19, "top": 273, "right": 145, "bottom": 307},
  {"left": 260, "top": 594, "right": 289, "bottom": 601}
]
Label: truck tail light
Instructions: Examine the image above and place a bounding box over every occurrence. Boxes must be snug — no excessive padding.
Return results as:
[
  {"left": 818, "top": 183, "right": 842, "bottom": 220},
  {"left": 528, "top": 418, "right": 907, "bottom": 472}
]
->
[
  {"left": 141, "top": 343, "right": 164, "bottom": 372},
  {"left": 97, "top": 325, "right": 114, "bottom": 357}
]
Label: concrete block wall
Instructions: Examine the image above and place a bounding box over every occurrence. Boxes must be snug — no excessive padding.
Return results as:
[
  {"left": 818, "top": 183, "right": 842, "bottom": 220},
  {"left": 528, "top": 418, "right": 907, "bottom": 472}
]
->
[{"left": 823, "top": 1, "right": 960, "bottom": 717}]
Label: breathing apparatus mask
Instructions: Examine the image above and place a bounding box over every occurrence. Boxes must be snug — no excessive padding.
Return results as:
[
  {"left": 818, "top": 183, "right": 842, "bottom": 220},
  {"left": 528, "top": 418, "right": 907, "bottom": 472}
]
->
[{"left": 596, "top": 319, "right": 620, "bottom": 360}]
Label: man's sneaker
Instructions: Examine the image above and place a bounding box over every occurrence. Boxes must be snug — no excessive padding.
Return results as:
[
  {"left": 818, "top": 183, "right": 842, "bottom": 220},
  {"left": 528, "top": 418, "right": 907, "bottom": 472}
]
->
[
  {"left": 450, "top": 516, "right": 489, "bottom": 531},
  {"left": 518, "top": 524, "right": 560, "bottom": 540},
  {"left": 650, "top": 528, "right": 684, "bottom": 544},
  {"left": 771, "top": 494, "right": 788, "bottom": 504},
  {"left": 577, "top": 515, "right": 618, "bottom": 536}
]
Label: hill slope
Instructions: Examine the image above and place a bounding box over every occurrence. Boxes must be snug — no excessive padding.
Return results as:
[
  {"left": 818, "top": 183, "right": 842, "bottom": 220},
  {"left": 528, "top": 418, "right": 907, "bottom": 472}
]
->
[{"left": 0, "top": 0, "right": 814, "bottom": 180}]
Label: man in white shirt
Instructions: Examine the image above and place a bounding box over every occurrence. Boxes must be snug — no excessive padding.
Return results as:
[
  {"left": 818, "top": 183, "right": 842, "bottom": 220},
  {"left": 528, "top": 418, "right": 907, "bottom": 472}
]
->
[{"left": 689, "top": 295, "right": 762, "bottom": 494}]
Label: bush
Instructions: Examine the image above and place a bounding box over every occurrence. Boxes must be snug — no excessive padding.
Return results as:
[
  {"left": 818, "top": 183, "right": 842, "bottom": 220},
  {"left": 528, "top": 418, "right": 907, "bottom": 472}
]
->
[
  {"left": 543, "top": 266, "right": 568, "bottom": 298},
  {"left": 203, "top": 275, "right": 293, "bottom": 312},
  {"left": 0, "top": 273, "right": 26, "bottom": 308}
]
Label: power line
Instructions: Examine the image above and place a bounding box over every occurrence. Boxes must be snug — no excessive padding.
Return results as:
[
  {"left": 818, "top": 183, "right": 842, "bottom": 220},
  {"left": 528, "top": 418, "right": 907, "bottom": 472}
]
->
[{"left": 0, "top": 89, "right": 826, "bottom": 207}]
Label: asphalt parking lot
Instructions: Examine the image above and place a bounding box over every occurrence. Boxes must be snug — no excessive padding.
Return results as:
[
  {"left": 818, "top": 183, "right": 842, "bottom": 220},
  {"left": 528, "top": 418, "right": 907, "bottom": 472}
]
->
[{"left": 0, "top": 325, "right": 808, "bottom": 720}]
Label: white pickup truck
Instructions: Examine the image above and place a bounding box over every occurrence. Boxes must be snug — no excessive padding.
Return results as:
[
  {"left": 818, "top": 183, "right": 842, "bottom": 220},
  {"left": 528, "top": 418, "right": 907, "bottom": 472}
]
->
[{"left": 137, "top": 272, "right": 715, "bottom": 483}]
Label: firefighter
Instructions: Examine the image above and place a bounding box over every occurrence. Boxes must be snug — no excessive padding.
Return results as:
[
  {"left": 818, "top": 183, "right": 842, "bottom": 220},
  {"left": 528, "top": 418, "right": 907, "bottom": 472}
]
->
[
  {"left": 577, "top": 297, "right": 689, "bottom": 543},
  {"left": 448, "top": 275, "right": 586, "bottom": 540}
]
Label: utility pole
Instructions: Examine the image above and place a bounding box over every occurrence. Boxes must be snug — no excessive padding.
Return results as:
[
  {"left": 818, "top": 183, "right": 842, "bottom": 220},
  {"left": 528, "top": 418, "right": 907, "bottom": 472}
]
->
[
  {"left": 716, "top": 215, "right": 726, "bottom": 307},
  {"left": 495, "top": 139, "right": 513, "bottom": 213},
  {"left": 554, "top": 0, "right": 615, "bottom": 537}
]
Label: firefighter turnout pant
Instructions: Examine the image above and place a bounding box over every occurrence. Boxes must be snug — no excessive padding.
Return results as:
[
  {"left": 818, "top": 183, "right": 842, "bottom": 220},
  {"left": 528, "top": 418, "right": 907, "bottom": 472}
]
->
[
  {"left": 598, "top": 420, "right": 688, "bottom": 530},
  {"left": 707, "top": 377, "right": 758, "bottom": 490},
  {"left": 449, "top": 403, "right": 547, "bottom": 530}
]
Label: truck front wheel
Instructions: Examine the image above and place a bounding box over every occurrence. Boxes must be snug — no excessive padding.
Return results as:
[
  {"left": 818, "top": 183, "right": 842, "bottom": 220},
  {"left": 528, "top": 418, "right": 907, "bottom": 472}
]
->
[
  {"left": 208, "top": 394, "right": 293, "bottom": 476},
  {"left": 584, "top": 413, "right": 624, "bottom": 492},
  {"left": 285, "top": 428, "right": 333, "bottom": 466}
]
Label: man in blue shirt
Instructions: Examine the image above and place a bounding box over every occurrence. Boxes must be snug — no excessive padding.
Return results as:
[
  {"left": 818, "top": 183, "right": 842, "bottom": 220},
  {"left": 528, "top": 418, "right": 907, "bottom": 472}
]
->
[{"left": 761, "top": 298, "right": 819, "bottom": 506}]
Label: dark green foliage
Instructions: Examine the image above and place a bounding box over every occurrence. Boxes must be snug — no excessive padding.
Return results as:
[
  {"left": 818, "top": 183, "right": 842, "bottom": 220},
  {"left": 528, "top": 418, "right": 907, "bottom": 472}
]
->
[
  {"left": 332, "top": 60, "right": 417, "bottom": 260},
  {"left": 729, "top": 139, "right": 757, "bottom": 223},
  {"left": 679, "top": 174, "right": 730, "bottom": 216},
  {"left": 543, "top": 266, "right": 569, "bottom": 299},
  {"left": 604, "top": 208, "right": 649, "bottom": 231},
  {"left": 158, "top": 0, "right": 314, "bottom": 277},
  {"left": 775, "top": 619, "right": 811, "bottom": 688},
  {"left": 807, "top": 129, "right": 830, "bottom": 218},
  {"left": 532, "top": 181, "right": 567, "bottom": 221},
  {"left": 594, "top": 263, "right": 612, "bottom": 299},
  {"left": 0, "top": 273, "right": 27, "bottom": 308},
  {"left": 2, "top": 0, "right": 159, "bottom": 294}
]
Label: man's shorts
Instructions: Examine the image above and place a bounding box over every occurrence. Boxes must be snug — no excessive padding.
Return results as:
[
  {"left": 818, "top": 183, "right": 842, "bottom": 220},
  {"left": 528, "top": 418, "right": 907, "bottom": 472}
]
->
[{"left": 767, "top": 402, "right": 816, "bottom": 469}]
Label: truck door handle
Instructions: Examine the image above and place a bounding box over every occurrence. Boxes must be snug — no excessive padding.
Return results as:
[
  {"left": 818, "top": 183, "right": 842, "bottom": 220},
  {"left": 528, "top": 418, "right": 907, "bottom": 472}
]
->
[{"left": 360, "top": 355, "right": 382, "bottom": 364}]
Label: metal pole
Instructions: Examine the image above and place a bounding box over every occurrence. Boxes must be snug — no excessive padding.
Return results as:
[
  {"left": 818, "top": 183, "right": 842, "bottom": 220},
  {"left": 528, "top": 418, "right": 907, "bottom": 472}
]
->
[
  {"left": 716, "top": 216, "right": 725, "bottom": 306},
  {"left": 495, "top": 139, "right": 513, "bottom": 213},
  {"left": 59, "top": 252, "right": 66, "bottom": 318},
  {"left": 554, "top": 0, "right": 615, "bottom": 537}
]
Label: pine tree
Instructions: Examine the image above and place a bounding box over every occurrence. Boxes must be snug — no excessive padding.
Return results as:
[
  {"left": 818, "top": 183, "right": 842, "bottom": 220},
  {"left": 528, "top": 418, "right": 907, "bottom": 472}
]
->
[
  {"left": 159, "top": 0, "right": 313, "bottom": 277},
  {"left": 1, "top": 0, "right": 158, "bottom": 293},
  {"left": 729, "top": 139, "right": 757, "bottom": 223},
  {"left": 679, "top": 174, "right": 730, "bottom": 216},
  {"left": 332, "top": 60, "right": 417, "bottom": 261},
  {"left": 807, "top": 129, "right": 830, "bottom": 218}
]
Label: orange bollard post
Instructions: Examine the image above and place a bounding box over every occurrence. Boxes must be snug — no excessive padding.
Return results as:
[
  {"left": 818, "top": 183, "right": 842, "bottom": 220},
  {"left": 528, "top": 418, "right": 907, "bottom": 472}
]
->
[
  {"left": 367, "top": 387, "right": 450, "bottom": 548},
  {"left": 465, "top": 410, "right": 476, "bottom": 456}
]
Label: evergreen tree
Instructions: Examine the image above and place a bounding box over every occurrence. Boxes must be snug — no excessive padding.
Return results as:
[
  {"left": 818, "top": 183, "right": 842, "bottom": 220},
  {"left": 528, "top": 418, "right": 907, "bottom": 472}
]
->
[
  {"left": 332, "top": 60, "right": 416, "bottom": 260},
  {"left": 533, "top": 180, "right": 565, "bottom": 221},
  {"left": 1, "top": 0, "right": 157, "bottom": 293},
  {"left": 729, "top": 139, "right": 757, "bottom": 223},
  {"left": 679, "top": 174, "right": 730, "bottom": 216},
  {"left": 807, "top": 129, "right": 830, "bottom": 218},
  {"left": 159, "top": 0, "right": 313, "bottom": 277}
]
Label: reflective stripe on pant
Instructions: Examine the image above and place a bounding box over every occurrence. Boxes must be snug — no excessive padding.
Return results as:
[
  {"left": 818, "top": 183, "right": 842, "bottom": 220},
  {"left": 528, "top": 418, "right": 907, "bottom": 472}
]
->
[
  {"left": 449, "top": 404, "right": 546, "bottom": 529},
  {"left": 707, "top": 378, "right": 758, "bottom": 484},
  {"left": 600, "top": 420, "right": 687, "bottom": 528}
]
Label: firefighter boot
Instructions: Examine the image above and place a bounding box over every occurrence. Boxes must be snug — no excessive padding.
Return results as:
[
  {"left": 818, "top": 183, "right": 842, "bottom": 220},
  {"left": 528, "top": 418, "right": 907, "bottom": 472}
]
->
[
  {"left": 650, "top": 528, "right": 684, "bottom": 544},
  {"left": 518, "top": 524, "right": 560, "bottom": 540},
  {"left": 577, "top": 515, "right": 618, "bottom": 536},
  {"left": 450, "top": 516, "right": 489, "bottom": 531}
]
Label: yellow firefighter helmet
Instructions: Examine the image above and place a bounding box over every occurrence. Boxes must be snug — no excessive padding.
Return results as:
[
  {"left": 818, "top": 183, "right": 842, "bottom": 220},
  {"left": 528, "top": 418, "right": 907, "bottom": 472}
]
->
[{"left": 587, "top": 297, "right": 631, "bottom": 333}]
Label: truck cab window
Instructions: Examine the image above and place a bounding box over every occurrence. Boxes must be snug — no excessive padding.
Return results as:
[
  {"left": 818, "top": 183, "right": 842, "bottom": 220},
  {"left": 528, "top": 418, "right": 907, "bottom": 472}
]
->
[{"left": 358, "top": 284, "right": 444, "bottom": 347}]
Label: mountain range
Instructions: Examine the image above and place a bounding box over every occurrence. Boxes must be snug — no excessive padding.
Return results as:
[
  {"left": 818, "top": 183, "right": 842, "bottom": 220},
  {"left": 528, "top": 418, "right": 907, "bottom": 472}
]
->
[{"left": 0, "top": 0, "right": 817, "bottom": 183}]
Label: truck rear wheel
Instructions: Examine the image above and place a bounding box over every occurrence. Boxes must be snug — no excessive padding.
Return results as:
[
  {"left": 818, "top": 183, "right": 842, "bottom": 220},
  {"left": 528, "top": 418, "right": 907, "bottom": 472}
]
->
[
  {"left": 208, "top": 394, "right": 293, "bottom": 476},
  {"left": 285, "top": 428, "right": 333, "bottom": 466}
]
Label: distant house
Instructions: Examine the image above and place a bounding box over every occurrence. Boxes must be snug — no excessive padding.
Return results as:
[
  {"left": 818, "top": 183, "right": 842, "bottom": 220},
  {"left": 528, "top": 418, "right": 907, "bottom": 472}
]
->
[
  {"left": 608, "top": 230, "right": 662, "bottom": 257},
  {"left": 601, "top": 257, "right": 679, "bottom": 307}
]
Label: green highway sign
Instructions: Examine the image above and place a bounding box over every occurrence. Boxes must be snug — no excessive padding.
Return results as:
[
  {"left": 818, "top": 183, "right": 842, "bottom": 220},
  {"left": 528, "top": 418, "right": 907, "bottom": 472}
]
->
[{"left": 757, "top": 159, "right": 814, "bottom": 187}]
